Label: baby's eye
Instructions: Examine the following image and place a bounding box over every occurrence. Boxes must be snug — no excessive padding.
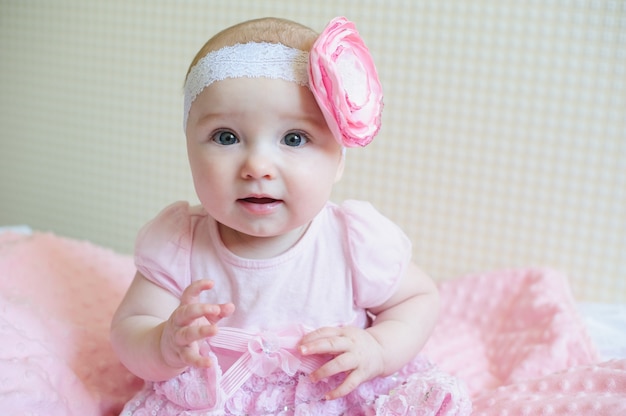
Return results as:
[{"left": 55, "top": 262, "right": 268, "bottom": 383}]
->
[
  {"left": 213, "top": 131, "right": 238, "bottom": 145},
  {"left": 282, "top": 132, "right": 308, "bottom": 147}
]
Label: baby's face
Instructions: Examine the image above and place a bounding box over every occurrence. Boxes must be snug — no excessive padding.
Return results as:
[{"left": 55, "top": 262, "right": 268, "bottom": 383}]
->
[{"left": 185, "top": 77, "right": 344, "bottom": 253}]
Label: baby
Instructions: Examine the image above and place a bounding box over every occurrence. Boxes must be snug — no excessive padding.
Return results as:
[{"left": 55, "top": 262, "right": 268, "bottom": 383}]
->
[{"left": 111, "top": 16, "right": 471, "bottom": 415}]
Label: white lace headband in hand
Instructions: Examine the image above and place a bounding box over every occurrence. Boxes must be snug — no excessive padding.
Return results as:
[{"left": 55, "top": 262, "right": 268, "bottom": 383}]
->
[{"left": 183, "top": 42, "right": 310, "bottom": 129}]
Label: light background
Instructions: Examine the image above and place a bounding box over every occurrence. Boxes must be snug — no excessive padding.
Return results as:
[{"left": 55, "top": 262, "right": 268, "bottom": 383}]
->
[{"left": 1, "top": 1, "right": 624, "bottom": 302}]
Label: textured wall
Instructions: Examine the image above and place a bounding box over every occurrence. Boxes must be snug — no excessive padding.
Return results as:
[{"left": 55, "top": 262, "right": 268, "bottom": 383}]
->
[{"left": 1, "top": 1, "right": 624, "bottom": 301}]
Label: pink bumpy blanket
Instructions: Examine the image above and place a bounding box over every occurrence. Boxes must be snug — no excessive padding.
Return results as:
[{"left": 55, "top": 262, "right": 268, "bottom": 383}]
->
[{"left": 0, "top": 232, "right": 624, "bottom": 415}]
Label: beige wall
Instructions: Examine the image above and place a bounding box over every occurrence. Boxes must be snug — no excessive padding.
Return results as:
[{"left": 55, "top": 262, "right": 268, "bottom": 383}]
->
[{"left": 1, "top": 1, "right": 624, "bottom": 302}]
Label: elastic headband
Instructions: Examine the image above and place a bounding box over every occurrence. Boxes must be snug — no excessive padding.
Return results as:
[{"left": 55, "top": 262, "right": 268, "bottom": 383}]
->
[{"left": 183, "top": 42, "right": 309, "bottom": 129}]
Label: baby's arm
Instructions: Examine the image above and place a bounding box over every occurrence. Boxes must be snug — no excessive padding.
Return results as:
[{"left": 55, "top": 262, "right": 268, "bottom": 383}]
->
[
  {"left": 110, "top": 273, "right": 235, "bottom": 381},
  {"left": 299, "top": 261, "right": 440, "bottom": 399}
]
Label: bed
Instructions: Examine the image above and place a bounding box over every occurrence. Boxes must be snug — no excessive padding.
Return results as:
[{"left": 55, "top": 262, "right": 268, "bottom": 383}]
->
[{"left": 1, "top": 228, "right": 624, "bottom": 415}]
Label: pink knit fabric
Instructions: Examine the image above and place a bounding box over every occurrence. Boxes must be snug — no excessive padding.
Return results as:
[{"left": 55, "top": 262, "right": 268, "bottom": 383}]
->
[
  {"left": 1, "top": 232, "right": 624, "bottom": 415},
  {"left": 422, "top": 269, "right": 626, "bottom": 414},
  {"left": 0, "top": 232, "right": 142, "bottom": 415}
]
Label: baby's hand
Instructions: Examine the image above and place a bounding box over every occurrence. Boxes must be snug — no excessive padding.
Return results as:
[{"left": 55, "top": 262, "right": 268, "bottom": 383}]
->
[
  {"left": 160, "top": 279, "right": 235, "bottom": 370},
  {"left": 299, "top": 326, "right": 385, "bottom": 400}
]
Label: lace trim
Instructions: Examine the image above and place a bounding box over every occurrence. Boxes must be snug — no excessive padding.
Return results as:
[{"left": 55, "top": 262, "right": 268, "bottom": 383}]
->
[{"left": 183, "top": 42, "right": 310, "bottom": 128}]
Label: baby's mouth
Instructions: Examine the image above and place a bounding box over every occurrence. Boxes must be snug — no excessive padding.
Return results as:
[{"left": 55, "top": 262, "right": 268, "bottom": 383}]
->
[
  {"left": 237, "top": 196, "right": 283, "bottom": 214},
  {"left": 240, "top": 197, "right": 280, "bottom": 204}
]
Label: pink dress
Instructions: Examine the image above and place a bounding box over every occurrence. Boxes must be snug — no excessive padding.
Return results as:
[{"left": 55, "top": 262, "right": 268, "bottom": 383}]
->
[{"left": 120, "top": 200, "right": 471, "bottom": 415}]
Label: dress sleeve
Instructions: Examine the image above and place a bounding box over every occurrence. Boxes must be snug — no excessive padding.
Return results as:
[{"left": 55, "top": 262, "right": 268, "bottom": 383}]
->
[
  {"left": 134, "top": 201, "right": 192, "bottom": 297},
  {"left": 342, "top": 200, "right": 412, "bottom": 309}
]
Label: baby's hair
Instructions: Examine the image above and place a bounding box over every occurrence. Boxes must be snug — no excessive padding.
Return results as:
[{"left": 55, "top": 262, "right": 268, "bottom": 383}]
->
[{"left": 185, "top": 17, "right": 319, "bottom": 80}]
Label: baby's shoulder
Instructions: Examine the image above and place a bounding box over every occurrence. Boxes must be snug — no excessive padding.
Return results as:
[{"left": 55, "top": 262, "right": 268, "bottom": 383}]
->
[
  {"left": 134, "top": 201, "right": 207, "bottom": 296},
  {"left": 148, "top": 200, "right": 206, "bottom": 226},
  {"left": 326, "top": 200, "right": 404, "bottom": 236},
  {"left": 325, "top": 200, "right": 412, "bottom": 308},
  {"left": 324, "top": 199, "right": 411, "bottom": 261},
  {"left": 136, "top": 201, "right": 207, "bottom": 252}
]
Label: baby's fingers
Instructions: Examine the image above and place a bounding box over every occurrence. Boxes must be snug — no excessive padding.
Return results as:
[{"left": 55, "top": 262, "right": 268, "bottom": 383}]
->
[
  {"left": 309, "top": 352, "right": 356, "bottom": 382},
  {"left": 179, "top": 280, "right": 235, "bottom": 324},
  {"left": 180, "top": 279, "right": 215, "bottom": 305},
  {"left": 180, "top": 346, "right": 213, "bottom": 368},
  {"left": 300, "top": 327, "right": 340, "bottom": 344},
  {"left": 324, "top": 369, "right": 364, "bottom": 400},
  {"left": 300, "top": 328, "right": 352, "bottom": 356},
  {"left": 172, "top": 302, "right": 222, "bottom": 328},
  {"left": 308, "top": 354, "right": 364, "bottom": 400},
  {"left": 217, "top": 302, "right": 236, "bottom": 319},
  {"left": 173, "top": 318, "right": 218, "bottom": 346}
]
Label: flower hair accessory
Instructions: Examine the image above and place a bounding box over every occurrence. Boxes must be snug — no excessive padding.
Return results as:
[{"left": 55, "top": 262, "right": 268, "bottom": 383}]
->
[{"left": 309, "top": 17, "right": 383, "bottom": 147}]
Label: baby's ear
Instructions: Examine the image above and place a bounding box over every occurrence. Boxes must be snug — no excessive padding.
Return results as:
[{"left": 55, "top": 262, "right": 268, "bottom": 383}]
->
[{"left": 334, "top": 149, "right": 346, "bottom": 183}]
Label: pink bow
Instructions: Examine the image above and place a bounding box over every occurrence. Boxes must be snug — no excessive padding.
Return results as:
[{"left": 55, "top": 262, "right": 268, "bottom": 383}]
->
[
  {"left": 247, "top": 331, "right": 301, "bottom": 376},
  {"left": 208, "top": 326, "right": 328, "bottom": 399}
]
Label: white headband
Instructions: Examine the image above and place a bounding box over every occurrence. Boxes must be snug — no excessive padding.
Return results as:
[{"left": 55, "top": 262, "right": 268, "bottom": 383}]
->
[{"left": 183, "top": 42, "right": 310, "bottom": 129}]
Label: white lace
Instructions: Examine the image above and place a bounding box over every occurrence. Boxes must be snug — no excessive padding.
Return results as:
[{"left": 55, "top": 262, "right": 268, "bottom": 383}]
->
[{"left": 183, "top": 42, "right": 310, "bottom": 128}]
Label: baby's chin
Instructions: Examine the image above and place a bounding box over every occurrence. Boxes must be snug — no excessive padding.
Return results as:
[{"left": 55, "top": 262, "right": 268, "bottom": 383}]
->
[{"left": 215, "top": 220, "right": 310, "bottom": 258}]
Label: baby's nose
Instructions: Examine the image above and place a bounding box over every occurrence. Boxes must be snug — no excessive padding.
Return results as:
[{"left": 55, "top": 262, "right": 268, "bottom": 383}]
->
[{"left": 241, "top": 147, "right": 277, "bottom": 180}]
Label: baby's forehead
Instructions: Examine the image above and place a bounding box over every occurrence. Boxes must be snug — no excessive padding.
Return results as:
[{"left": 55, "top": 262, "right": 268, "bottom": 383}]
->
[{"left": 187, "top": 77, "right": 328, "bottom": 134}]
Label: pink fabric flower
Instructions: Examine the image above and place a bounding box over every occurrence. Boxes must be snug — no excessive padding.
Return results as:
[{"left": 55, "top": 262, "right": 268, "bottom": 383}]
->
[
  {"left": 309, "top": 17, "right": 383, "bottom": 147},
  {"left": 247, "top": 331, "right": 301, "bottom": 377}
]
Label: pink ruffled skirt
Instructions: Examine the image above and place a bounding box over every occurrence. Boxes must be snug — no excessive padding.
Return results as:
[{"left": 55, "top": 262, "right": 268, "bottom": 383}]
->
[{"left": 120, "top": 356, "right": 471, "bottom": 415}]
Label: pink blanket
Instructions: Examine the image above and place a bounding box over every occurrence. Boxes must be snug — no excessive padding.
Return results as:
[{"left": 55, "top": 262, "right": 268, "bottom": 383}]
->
[{"left": 1, "top": 232, "right": 624, "bottom": 415}]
